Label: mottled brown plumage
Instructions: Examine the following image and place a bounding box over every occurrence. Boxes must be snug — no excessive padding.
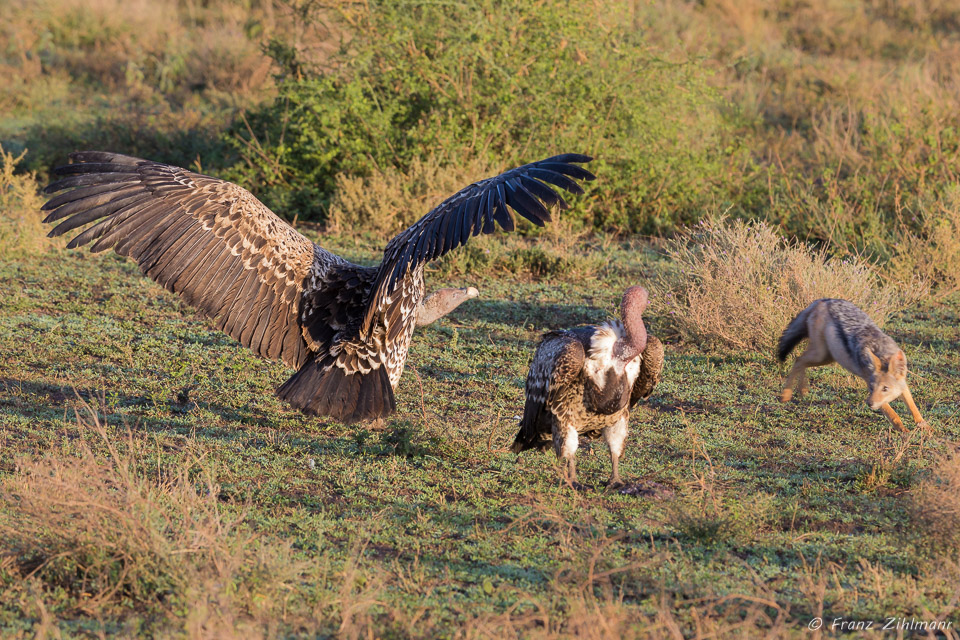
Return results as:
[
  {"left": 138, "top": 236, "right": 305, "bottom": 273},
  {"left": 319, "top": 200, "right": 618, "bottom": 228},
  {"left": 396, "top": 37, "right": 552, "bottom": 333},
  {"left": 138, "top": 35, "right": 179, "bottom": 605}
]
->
[
  {"left": 631, "top": 335, "right": 664, "bottom": 405},
  {"left": 42, "top": 151, "right": 595, "bottom": 423},
  {"left": 511, "top": 287, "right": 664, "bottom": 487}
]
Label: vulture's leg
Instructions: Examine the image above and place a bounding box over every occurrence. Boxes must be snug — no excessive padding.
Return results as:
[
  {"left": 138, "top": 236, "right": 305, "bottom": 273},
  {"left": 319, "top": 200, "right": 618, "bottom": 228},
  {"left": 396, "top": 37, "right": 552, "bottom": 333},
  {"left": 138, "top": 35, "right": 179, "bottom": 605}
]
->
[
  {"left": 603, "top": 417, "right": 628, "bottom": 488},
  {"left": 552, "top": 419, "right": 580, "bottom": 487}
]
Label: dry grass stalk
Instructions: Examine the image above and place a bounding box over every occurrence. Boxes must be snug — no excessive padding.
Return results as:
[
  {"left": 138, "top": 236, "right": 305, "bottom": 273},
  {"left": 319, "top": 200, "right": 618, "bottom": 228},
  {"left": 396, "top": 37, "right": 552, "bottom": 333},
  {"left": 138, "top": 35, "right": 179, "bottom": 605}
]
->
[
  {"left": 856, "top": 426, "right": 927, "bottom": 492},
  {"left": 474, "top": 497, "right": 789, "bottom": 638},
  {"left": 0, "top": 144, "right": 48, "bottom": 257},
  {"left": 667, "top": 425, "right": 774, "bottom": 544},
  {"left": 0, "top": 393, "right": 308, "bottom": 637},
  {"left": 910, "top": 447, "right": 960, "bottom": 553},
  {"left": 330, "top": 536, "right": 384, "bottom": 640},
  {"left": 326, "top": 153, "right": 498, "bottom": 238},
  {"left": 657, "top": 217, "right": 922, "bottom": 353},
  {"left": 0, "top": 0, "right": 317, "bottom": 107}
]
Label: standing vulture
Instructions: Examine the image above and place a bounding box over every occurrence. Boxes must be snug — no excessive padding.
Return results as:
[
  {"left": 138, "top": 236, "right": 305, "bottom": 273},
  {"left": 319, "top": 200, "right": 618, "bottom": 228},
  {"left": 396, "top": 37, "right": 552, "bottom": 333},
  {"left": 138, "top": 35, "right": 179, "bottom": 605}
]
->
[
  {"left": 511, "top": 287, "right": 664, "bottom": 487},
  {"left": 41, "top": 151, "right": 595, "bottom": 422}
]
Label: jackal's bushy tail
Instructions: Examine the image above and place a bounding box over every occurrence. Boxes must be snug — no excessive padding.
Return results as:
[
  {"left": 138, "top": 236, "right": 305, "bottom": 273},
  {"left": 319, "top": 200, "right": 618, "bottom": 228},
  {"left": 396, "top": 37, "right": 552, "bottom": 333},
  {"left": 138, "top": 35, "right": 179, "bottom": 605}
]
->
[{"left": 777, "top": 304, "right": 813, "bottom": 362}]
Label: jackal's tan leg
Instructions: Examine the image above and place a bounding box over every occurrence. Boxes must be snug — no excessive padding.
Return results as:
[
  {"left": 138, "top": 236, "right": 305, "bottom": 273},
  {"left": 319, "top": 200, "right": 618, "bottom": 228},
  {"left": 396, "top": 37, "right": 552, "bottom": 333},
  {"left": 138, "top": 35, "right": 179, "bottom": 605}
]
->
[
  {"left": 879, "top": 402, "right": 908, "bottom": 433},
  {"left": 781, "top": 360, "right": 806, "bottom": 402},
  {"left": 781, "top": 357, "right": 817, "bottom": 402},
  {"left": 781, "top": 341, "right": 833, "bottom": 402},
  {"left": 901, "top": 387, "right": 930, "bottom": 432},
  {"left": 796, "top": 369, "right": 811, "bottom": 397}
]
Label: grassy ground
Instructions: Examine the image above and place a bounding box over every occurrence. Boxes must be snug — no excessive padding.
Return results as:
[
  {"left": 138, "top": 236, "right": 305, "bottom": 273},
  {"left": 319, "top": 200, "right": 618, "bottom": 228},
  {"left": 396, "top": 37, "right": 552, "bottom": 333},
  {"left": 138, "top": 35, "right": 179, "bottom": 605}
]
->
[
  {"left": 1, "top": 236, "right": 959, "bottom": 637},
  {"left": 2, "top": 0, "right": 960, "bottom": 635}
]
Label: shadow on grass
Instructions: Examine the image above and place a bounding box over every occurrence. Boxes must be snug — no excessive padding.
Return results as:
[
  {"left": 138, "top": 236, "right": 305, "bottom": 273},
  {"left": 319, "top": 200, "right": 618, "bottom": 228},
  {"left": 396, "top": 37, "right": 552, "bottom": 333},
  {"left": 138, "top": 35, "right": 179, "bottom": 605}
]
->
[
  {"left": 0, "top": 376, "right": 449, "bottom": 458},
  {"left": 0, "top": 375, "right": 266, "bottom": 434},
  {"left": 455, "top": 298, "right": 606, "bottom": 331}
]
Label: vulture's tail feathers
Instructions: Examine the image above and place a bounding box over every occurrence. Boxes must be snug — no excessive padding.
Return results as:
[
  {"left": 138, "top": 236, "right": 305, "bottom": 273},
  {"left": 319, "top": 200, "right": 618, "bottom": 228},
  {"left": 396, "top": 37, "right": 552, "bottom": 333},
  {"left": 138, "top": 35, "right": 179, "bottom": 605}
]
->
[
  {"left": 510, "top": 400, "right": 552, "bottom": 453},
  {"left": 277, "top": 355, "right": 396, "bottom": 424}
]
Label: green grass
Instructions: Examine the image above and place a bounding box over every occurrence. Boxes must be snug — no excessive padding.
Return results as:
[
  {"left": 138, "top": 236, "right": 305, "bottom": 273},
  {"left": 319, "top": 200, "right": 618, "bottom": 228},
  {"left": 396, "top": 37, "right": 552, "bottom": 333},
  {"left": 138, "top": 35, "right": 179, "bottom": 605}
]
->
[
  {"left": 2, "top": 240, "right": 959, "bottom": 636},
  {"left": 4, "top": 0, "right": 960, "bottom": 634}
]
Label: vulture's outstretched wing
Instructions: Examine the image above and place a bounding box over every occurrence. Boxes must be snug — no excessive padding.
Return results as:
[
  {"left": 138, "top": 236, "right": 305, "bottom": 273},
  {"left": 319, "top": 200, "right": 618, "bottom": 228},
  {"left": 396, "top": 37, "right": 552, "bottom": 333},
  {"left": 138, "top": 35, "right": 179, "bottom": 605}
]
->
[
  {"left": 511, "top": 332, "right": 586, "bottom": 453},
  {"left": 42, "top": 151, "right": 331, "bottom": 369},
  {"left": 361, "top": 154, "right": 595, "bottom": 335},
  {"left": 631, "top": 335, "right": 664, "bottom": 406}
]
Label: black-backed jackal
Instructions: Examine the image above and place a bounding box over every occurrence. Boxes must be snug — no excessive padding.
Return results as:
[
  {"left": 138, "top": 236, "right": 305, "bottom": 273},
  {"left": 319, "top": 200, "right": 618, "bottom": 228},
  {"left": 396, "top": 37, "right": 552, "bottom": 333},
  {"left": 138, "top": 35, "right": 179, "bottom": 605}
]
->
[{"left": 777, "top": 299, "right": 928, "bottom": 433}]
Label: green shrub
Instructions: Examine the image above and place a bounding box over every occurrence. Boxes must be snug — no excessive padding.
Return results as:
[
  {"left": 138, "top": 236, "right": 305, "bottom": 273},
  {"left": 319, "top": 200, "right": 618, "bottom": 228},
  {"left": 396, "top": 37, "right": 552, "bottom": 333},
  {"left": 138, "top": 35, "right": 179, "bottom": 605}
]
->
[{"left": 228, "top": 0, "right": 752, "bottom": 233}]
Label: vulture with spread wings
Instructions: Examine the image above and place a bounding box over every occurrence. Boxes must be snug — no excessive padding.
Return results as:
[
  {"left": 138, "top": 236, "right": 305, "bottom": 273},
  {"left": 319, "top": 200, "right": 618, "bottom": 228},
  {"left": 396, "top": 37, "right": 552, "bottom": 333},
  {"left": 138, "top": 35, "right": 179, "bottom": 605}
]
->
[{"left": 42, "top": 151, "right": 594, "bottom": 422}]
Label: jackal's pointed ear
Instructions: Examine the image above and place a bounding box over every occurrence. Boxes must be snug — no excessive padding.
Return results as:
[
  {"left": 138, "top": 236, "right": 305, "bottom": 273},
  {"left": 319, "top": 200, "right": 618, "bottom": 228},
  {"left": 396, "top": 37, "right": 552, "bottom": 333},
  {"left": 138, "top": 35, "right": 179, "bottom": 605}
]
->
[
  {"left": 890, "top": 350, "right": 907, "bottom": 378},
  {"left": 865, "top": 349, "right": 883, "bottom": 373}
]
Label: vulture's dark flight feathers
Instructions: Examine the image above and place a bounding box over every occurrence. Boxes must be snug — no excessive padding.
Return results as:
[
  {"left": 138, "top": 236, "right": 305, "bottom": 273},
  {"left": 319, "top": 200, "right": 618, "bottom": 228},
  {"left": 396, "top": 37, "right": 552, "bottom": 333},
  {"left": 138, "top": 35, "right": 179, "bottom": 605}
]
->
[{"left": 42, "top": 151, "right": 594, "bottom": 423}]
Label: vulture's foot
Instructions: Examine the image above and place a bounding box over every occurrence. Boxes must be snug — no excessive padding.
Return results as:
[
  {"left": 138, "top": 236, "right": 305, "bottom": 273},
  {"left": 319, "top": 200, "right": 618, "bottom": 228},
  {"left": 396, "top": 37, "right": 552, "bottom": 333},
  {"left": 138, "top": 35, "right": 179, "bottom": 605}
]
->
[
  {"left": 561, "top": 479, "right": 588, "bottom": 492},
  {"left": 605, "top": 476, "right": 625, "bottom": 492},
  {"left": 560, "top": 465, "right": 585, "bottom": 491}
]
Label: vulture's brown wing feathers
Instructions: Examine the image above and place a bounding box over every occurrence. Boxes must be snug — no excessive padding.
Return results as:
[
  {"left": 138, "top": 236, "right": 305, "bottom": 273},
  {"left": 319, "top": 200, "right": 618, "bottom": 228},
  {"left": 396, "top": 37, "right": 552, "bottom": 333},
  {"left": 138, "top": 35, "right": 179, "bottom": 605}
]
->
[
  {"left": 278, "top": 263, "right": 394, "bottom": 424},
  {"left": 361, "top": 154, "right": 595, "bottom": 335},
  {"left": 43, "top": 151, "right": 323, "bottom": 369},
  {"left": 631, "top": 335, "right": 664, "bottom": 406},
  {"left": 511, "top": 331, "right": 586, "bottom": 453}
]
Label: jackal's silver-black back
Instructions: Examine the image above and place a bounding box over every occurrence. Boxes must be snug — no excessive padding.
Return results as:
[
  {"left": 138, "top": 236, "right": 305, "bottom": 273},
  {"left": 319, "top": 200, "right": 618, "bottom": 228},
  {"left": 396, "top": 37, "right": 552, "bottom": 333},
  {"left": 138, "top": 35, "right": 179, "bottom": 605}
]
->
[
  {"left": 821, "top": 299, "right": 898, "bottom": 370},
  {"left": 778, "top": 298, "right": 897, "bottom": 372}
]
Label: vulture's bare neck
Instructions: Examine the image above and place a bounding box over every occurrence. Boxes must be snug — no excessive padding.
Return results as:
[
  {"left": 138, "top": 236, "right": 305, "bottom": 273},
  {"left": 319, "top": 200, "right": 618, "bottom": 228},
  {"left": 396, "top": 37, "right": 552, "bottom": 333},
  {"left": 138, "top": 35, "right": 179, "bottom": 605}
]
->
[{"left": 613, "top": 287, "right": 648, "bottom": 363}]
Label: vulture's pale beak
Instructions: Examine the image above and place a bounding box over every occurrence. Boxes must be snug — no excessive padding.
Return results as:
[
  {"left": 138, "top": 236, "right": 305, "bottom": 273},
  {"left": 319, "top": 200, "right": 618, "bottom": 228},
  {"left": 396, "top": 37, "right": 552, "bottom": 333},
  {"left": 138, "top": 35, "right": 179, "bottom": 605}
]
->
[{"left": 415, "top": 286, "right": 480, "bottom": 327}]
